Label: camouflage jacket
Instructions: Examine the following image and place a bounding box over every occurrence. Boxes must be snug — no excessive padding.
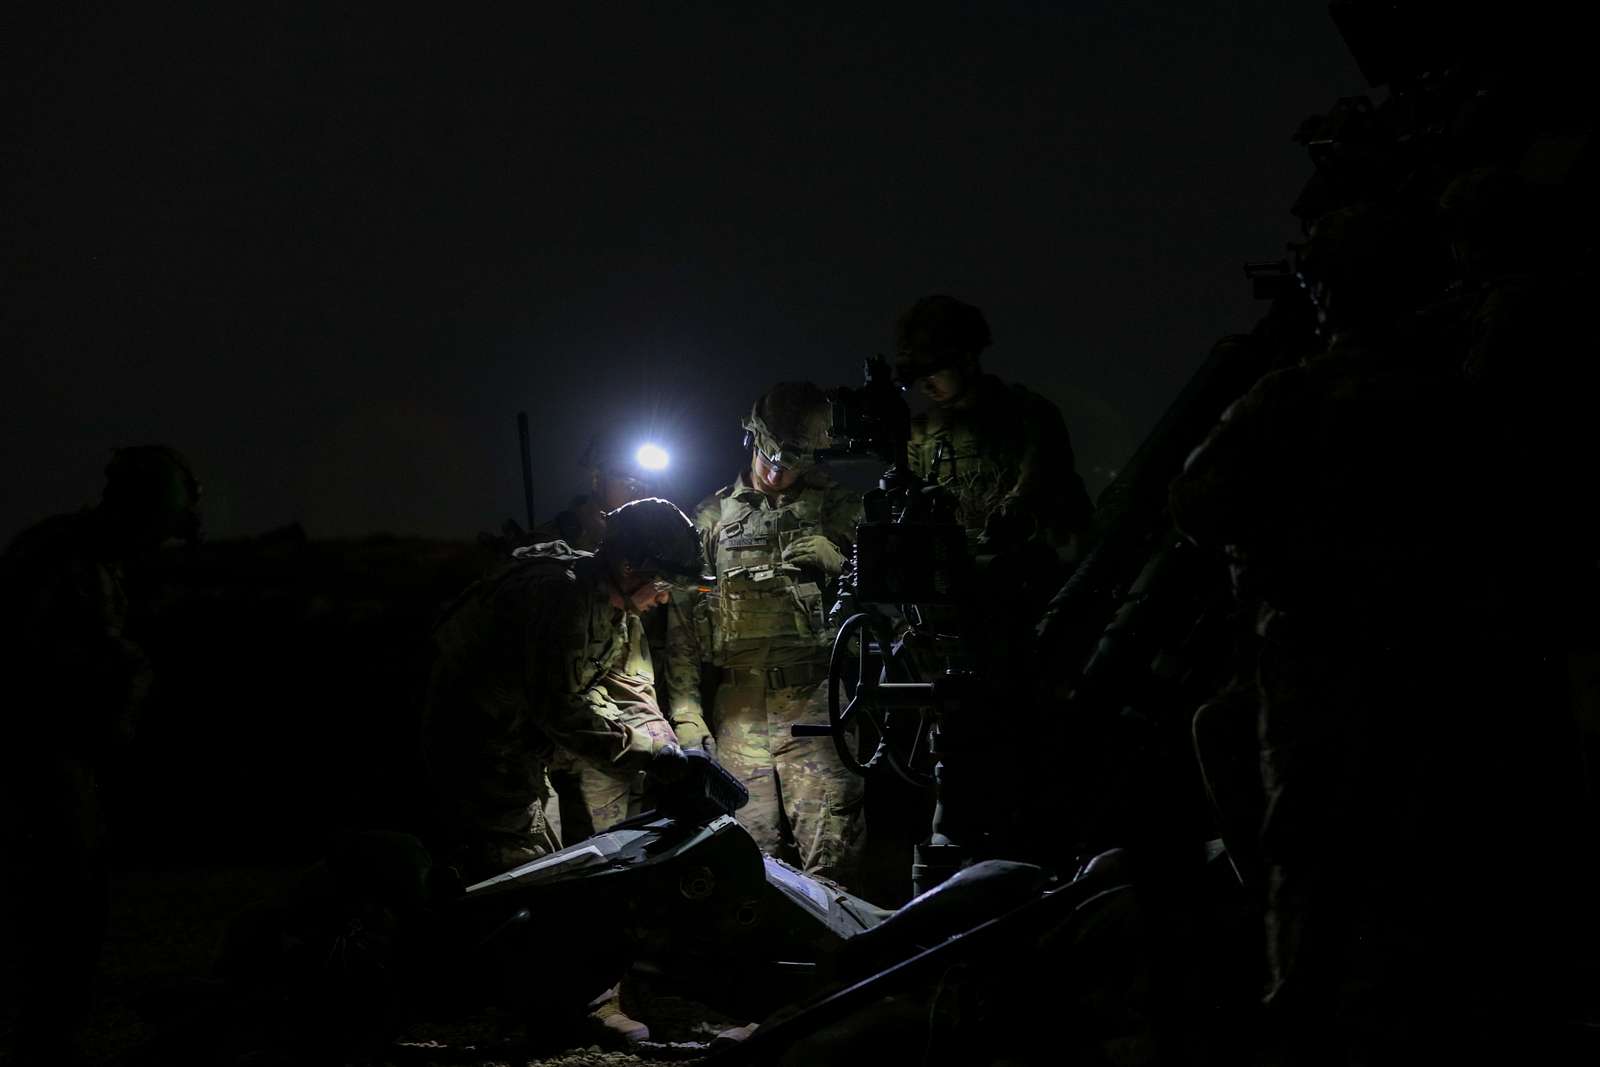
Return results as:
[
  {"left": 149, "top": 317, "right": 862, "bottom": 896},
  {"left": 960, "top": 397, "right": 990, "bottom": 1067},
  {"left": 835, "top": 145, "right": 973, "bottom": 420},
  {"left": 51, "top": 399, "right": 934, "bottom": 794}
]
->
[
  {"left": 665, "top": 470, "right": 862, "bottom": 726},
  {"left": 0, "top": 510, "right": 151, "bottom": 758},
  {"left": 423, "top": 542, "right": 678, "bottom": 821},
  {"left": 906, "top": 374, "right": 1092, "bottom": 552}
]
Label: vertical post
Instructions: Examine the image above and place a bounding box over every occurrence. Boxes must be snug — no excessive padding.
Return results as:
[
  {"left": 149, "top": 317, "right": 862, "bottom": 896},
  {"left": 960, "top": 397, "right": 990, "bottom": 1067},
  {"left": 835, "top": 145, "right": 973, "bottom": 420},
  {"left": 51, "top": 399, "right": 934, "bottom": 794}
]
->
[{"left": 517, "top": 411, "right": 535, "bottom": 531}]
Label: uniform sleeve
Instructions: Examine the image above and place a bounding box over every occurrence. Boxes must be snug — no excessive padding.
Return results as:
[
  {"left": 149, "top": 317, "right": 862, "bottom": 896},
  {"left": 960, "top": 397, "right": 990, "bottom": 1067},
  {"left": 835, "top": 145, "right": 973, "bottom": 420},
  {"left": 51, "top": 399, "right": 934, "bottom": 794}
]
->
[
  {"left": 663, "top": 493, "right": 721, "bottom": 744},
  {"left": 663, "top": 593, "right": 710, "bottom": 747},
  {"left": 1004, "top": 390, "right": 1093, "bottom": 539},
  {"left": 597, "top": 617, "right": 682, "bottom": 757},
  {"left": 524, "top": 580, "right": 663, "bottom": 774},
  {"left": 822, "top": 484, "right": 864, "bottom": 550}
]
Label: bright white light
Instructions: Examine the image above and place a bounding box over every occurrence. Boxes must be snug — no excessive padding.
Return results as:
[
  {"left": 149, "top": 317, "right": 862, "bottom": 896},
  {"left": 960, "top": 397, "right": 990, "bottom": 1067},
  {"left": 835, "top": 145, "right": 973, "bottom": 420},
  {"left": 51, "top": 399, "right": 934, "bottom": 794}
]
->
[{"left": 636, "top": 443, "right": 670, "bottom": 471}]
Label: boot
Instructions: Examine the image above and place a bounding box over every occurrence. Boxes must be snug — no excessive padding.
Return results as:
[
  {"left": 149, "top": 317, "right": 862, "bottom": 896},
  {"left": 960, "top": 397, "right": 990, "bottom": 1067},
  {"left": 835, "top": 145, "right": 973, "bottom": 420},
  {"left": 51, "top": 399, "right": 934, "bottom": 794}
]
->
[{"left": 585, "top": 984, "right": 649, "bottom": 1046}]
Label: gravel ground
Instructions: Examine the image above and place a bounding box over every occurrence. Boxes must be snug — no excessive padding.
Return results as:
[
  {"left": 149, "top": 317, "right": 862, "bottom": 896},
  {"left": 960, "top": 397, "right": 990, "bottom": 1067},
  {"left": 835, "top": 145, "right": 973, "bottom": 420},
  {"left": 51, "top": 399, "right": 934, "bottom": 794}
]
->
[{"left": 3, "top": 862, "right": 739, "bottom": 1067}]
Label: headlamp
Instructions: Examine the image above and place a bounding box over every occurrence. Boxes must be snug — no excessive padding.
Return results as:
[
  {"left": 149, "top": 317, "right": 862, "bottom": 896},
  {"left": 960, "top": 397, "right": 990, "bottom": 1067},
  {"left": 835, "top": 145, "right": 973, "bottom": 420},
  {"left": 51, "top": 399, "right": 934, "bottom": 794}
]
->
[{"left": 636, "top": 443, "right": 670, "bottom": 471}]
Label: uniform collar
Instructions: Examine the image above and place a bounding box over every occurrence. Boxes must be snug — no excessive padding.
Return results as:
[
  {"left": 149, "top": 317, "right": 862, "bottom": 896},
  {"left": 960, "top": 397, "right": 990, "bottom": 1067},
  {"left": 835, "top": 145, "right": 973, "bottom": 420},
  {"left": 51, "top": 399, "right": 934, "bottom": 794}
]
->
[{"left": 721, "top": 466, "right": 832, "bottom": 505}]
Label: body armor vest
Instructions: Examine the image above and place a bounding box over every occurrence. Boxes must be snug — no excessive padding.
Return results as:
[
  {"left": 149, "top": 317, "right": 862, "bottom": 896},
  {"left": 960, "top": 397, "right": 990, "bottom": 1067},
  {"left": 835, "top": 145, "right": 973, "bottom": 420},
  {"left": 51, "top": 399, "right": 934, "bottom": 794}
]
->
[
  {"left": 706, "top": 493, "right": 833, "bottom": 665},
  {"left": 917, "top": 416, "right": 1025, "bottom": 539}
]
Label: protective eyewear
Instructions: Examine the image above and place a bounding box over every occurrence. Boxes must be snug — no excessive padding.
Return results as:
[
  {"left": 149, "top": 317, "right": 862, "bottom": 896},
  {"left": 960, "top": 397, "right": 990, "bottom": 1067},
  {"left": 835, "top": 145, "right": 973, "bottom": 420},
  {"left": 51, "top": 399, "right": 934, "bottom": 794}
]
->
[{"left": 754, "top": 440, "right": 813, "bottom": 473}]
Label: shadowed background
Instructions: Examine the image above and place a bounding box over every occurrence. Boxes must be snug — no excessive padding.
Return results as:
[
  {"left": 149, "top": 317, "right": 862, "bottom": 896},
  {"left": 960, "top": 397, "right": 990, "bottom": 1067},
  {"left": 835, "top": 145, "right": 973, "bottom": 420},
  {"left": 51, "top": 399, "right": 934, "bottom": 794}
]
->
[{"left": 4, "top": 3, "right": 1364, "bottom": 538}]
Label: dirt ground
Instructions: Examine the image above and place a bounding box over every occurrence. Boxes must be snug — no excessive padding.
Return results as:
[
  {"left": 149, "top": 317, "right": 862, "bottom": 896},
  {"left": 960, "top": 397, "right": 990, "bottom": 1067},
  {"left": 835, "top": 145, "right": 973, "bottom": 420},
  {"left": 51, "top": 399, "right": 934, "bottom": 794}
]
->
[{"left": 2, "top": 861, "right": 736, "bottom": 1067}]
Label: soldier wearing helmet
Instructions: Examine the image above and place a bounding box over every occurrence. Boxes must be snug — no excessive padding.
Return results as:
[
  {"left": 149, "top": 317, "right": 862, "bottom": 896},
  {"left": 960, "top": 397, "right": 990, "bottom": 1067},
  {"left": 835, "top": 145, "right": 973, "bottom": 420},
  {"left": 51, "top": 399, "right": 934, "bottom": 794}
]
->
[
  {"left": 424, "top": 497, "right": 707, "bottom": 1044},
  {"left": 423, "top": 497, "right": 705, "bottom": 879},
  {"left": 664, "top": 383, "right": 866, "bottom": 887},
  {"left": 895, "top": 294, "right": 1093, "bottom": 559},
  {"left": 1, "top": 445, "right": 203, "bottom": 1062},
  {"left": 528, "top": 429, "right": 664, "bottom": 552}
]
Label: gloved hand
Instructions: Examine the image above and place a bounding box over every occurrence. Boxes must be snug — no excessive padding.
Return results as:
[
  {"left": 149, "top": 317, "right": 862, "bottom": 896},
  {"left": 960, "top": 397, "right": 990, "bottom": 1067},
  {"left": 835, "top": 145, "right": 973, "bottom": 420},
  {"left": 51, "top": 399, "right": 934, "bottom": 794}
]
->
[
  {"left": 649, "top": 742, "right": 691, "bottom": 784},
  {"left": 673, "top": 723, "right": 717, "bottom": 759},
  {"left": 782, "top": 534, "right": 846, "bottom": 576}
]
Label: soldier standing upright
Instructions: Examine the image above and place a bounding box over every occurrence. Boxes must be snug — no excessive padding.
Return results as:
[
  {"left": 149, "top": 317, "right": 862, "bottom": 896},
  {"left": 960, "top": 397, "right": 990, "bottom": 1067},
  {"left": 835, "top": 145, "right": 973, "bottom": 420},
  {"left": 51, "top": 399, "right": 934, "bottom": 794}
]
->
[
  {"left": 1, "top": 446, "right": 202, "bottom": 1065},
  {"left": 895, "top": 294, "right": 1094, "bottom": 560},
  {"left": 665, "top": 383, "right": 866, "bottom": 887}
]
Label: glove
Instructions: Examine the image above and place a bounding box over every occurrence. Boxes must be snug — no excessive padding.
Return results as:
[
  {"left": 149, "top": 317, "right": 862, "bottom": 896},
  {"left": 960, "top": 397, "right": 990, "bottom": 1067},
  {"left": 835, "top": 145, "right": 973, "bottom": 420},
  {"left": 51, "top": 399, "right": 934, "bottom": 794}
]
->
[
  {"left": 782, "top": 534, "right": 846, "bottom": 577},
  {"left": 648, "top": 742, "right": 691, "bottom": 784},
  {"left": 673, "top": 722, "right": 717, "bottom": 758}
]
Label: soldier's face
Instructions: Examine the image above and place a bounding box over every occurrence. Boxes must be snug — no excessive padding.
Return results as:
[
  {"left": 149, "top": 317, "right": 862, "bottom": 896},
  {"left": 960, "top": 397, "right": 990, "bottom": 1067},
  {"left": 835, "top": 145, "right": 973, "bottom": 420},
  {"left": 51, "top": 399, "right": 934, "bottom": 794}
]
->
[
  {"left": 751, "top": 447, "right": 802, "bottom": 494},
  {"left": 919, "top": 367, "right": 969, "bottom": 407},
  {"left": 614, "top": 563, "right": 672, "bottom": 614}
]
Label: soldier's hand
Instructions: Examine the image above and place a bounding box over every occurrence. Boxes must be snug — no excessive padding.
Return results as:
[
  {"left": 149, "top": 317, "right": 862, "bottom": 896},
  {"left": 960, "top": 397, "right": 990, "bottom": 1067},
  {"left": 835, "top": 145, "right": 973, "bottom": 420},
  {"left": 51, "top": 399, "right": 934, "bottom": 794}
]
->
[
  {"left": 648, "top": 742, "right": 691, "bottom": 784},
  {"left": 782, "top": 534, "right": 846, "bottom": 576},
  {"left": 673, "top": 724, "right": 716, "bottom": 759}
]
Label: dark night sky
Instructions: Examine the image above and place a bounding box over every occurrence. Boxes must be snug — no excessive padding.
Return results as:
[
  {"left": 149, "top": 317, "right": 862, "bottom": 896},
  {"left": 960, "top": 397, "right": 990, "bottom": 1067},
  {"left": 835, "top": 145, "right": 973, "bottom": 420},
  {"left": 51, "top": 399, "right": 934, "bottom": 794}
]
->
[{"left": 4, "top": 3, "right": 1365, "bottom": 541}]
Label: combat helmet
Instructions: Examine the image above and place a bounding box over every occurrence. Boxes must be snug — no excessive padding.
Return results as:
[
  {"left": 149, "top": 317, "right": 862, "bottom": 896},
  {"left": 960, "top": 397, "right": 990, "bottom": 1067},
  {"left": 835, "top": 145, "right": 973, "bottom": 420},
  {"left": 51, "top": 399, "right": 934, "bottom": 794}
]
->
[
  {"left": 101, "top": 444, "right": 203, "bottom": 546},
  {"left": 578, "top": 427, "right": 662, "bottom": 503},
  {"left": 601, "top": 497, "right": 706, "bottom": 587},
  {"left": 893, "top": 294, "right": 992, "bottom": 385},
  {"left": 741, "top": 381, "right": 831, "bottom": 474}
]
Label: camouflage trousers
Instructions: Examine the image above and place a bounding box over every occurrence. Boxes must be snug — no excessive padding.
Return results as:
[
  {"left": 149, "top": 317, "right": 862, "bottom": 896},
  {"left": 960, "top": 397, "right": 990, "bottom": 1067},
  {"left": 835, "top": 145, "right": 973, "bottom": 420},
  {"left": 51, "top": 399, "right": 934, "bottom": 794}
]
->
[
  {"left": 547, "top": 711, "right": 679, "bottom": 846},
  {"left": 711, "top": 676, "right": 864, "bottom": 886},
  {"left": 546, "top": 759, "right": 636, "bottom": 845}
]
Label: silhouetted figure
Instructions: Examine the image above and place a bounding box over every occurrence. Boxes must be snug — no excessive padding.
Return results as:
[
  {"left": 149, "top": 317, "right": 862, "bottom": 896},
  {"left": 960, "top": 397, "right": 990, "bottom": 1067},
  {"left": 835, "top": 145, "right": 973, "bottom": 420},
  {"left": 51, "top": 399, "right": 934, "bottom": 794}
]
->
[
  {"left": 1173, "top": 204, "right": 1575, "bottom": 1062},
  {"left": 0, "top": 446, "right": 201, "bottom": 1065}
]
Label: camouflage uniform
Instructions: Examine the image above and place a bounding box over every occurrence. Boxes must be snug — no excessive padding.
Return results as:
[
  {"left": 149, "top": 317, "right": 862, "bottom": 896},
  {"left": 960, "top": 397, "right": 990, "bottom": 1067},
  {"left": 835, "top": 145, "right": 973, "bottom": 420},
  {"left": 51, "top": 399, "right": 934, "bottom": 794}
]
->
[
  {"left": 0, "top": 511, "right": 152, "bottom": 1051},
  {"left": 665, "top": 470, "right": 865, "bottom": 883},
  {"left": 906, "top": 375, "right": 1093, "bottom": 555},
  {"left": 526, "top": 497, "right": 620, "bottom": 843},
  {"left": 423, "top": 542, "right": 689, "bottom": 879}
]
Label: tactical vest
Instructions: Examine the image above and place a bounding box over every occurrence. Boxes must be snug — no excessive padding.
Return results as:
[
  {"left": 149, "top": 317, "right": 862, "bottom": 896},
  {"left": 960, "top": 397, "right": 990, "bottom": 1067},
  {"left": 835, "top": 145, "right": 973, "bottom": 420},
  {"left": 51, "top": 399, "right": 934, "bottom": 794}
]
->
[
  {"left": 917, "top": 419, "right": 1023, "bottom": 538},
  {"left": 706, "top": 492, "right": 833, "bottom": 664}
]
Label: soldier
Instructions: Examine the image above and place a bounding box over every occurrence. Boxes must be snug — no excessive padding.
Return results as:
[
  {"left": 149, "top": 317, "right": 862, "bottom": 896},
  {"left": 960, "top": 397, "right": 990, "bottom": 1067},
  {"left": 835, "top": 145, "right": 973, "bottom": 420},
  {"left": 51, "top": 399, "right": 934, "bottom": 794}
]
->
[
  {"left": 895, "top": 294, "right": 1094, "bottom": 560},
  {"left": 0, "top": 446, "right": 202, "bottom": 1065},
  {"left": 1170, "top": 203, "right": 1571, "bottom": 1060},
  {"left": 665, "top": 383, "right": 866, "bottom": 886},
  {"left": 423, "top": 497, "right": 706, "bottom": 1046},
  {"left": 529, "top": 429, "right": 663, "bottom": 552},
  {"left": 514, "top": 431, "right": 673, "bottom": 846},
  {"left": 422, "top": 497, "right": 705, "bottom": 879}
]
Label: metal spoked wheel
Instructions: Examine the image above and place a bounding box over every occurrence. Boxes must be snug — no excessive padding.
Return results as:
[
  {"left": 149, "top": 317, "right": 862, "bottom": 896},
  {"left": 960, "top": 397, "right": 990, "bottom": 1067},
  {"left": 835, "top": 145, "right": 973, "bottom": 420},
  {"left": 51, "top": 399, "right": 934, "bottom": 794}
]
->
[{"left": 826, "top": 612, "right": 936, "bottom": 788}]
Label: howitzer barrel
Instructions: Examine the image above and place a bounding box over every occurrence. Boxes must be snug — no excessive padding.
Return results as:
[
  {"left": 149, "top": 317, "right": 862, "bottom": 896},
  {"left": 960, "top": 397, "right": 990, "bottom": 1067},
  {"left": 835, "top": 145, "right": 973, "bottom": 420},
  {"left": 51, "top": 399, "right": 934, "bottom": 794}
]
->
[{"left": 1035, "top": 334, "right": 1272, "bottom": 673}]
